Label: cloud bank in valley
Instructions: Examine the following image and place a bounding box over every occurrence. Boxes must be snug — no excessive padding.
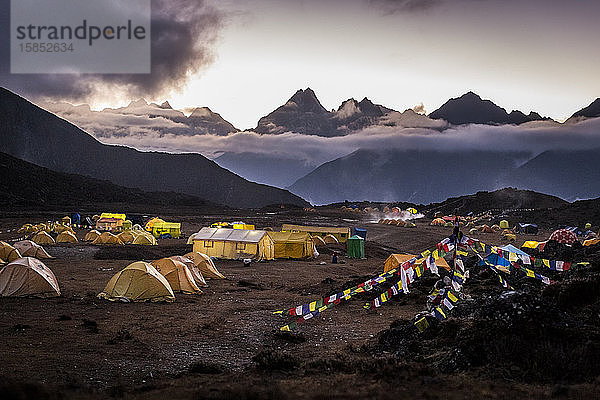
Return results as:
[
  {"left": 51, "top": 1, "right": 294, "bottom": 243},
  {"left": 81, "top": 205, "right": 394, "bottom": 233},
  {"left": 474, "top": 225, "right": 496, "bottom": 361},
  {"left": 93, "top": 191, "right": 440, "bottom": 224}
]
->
[{"left": 41, "top": 101, "right": 600, "bottom": 169}]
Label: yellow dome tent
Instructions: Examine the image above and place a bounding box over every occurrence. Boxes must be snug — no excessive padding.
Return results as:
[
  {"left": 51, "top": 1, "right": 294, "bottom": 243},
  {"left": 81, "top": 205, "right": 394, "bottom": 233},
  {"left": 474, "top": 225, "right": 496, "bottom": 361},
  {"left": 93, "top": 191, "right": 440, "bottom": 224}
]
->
[
  {"left": 13, "top": 240, "right": 53, "bottom": 259},
  {"left": 0, "top": 241, "right": 22, "bottom": 263},
  {"left": 117, "top": 231, "right": 137, "bottom": 244},
  {"left": 169, "top": 255, "right": 208, "bottom": 286},
  {"left": 132, "top": 233, "right": 157, "bottom": 246},
  {"left": 56, "top": 231, "right": 78, "bottom": 243},
  {"left": 98, "top": 261, "right": 175, "bottom": 302},
  {"left": 499, "top": 220, "right": 510, "bottom": 229},
  {"left": 84, "top": 230, "right": 102, "bottom": 242},
  {"left": 430, "top": 218, "right": 446, "bottom": 226},
  {"left": 32, "top": 231, "right": 55, "bottom": 245},
  {"left": 93, "top": 232, "right": 124, "bottom": 245},
  {"left": 0, "top": 257, "right": 60, "bottom": 298},
  {"left": 151, "top": 258, "right": 202, "bottom": 294},
  {"left": 183, "top": 252, "right": 225, "bottom": 279}
]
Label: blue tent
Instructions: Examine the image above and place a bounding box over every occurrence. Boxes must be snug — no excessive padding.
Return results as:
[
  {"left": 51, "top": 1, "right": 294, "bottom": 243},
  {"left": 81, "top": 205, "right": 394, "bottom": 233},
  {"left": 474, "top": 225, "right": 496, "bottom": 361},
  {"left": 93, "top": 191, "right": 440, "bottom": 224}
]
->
[
  {"left": 480, "top": 253, "right": 511, "bottom": 271},
  {"left": 517, "top": 223, "right": 538, "bottom": 234},
  {"left": 501, "top": 244, "right": 529, "bottom": 257},
  {"left": 352, "top": 227, "right": 367, "bottom": 240},
  {"left": 72, "top": 213, "right": 81, "bottom": 224}
]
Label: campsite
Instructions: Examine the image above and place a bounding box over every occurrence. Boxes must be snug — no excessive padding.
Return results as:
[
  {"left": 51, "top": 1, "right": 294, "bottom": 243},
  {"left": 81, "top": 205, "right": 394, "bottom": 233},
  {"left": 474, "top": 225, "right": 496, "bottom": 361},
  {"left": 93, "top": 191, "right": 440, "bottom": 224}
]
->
[{"left": 1, "top": 199, "right": 600, "bottom": 399}]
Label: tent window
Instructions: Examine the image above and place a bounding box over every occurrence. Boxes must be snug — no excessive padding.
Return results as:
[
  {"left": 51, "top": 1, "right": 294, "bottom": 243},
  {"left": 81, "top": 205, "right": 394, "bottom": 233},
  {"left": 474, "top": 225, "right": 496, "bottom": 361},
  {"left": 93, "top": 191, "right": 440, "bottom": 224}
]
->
[
  {"left": 341, "top": 233, "right": 346, "bottom": 238},
  {"left": 236, "top": 242, "right": 246, "bottom": 250},
  {"left": 204, "top": 240, "right": 214, "bottom": 248}
]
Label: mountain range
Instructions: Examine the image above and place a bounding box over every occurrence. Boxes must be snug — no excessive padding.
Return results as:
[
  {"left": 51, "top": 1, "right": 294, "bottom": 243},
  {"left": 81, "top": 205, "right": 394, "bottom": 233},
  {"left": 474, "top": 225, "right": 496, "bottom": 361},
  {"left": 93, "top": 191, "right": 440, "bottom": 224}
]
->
[
  {"left": 0, "top": 87, "right": 307, "bottom": 209},
  {"left": 428, "top": 91, "right": 552, "bottom": 125},
  {"left": 3, "top": 85, "right": 600, "bottom": 207},
  {"left": 287, "top": 147, "right": 600, "bottom": 205}
]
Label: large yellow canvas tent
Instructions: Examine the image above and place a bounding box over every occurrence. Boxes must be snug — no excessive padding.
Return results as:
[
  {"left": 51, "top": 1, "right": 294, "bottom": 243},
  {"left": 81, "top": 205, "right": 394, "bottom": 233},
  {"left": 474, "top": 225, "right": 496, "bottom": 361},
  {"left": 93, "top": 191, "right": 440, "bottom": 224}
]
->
[
  {"left": 84, "top": 230, "right": 102, "bottom": 242},
  {"left": 169, "top": 256, "right": 207, "bottom": 286},
  {"left": 281, "top": 224, "right": 351, "bottom": 243},
  {"left": 383, "top": 253, "right": 450, "bottom": 273},
  {"left": 92, "top": 232, "right": 124, "bottom": 245},
  {"left": 98, "top": 261, "right": 175, "bottom": 302},
  {"left": 32, "top": 231, "right": 55, "bottom": 245},
  {"left": 183, "top": 252, "right": 225, "bottom": 279},
  {"left": 267, "top": 231, "right": 315, "bottom": 259},
  {"left": 0, "top": 241, "right": 22, "bottom": 263},
  {"left": 189, "top": 228, "right": 274, "bottom": 261},
  {"left": 151, "top": 258, "right": 202, "bottom": 294},
  {"left": 56, "top": 231, "right": 78, "bottom": 243},
  {"left": 13, "top": 240, "right": 52, "bottom": 259},
  {"left": 0, "top": 257, "right": 60, "bottom": 297}
]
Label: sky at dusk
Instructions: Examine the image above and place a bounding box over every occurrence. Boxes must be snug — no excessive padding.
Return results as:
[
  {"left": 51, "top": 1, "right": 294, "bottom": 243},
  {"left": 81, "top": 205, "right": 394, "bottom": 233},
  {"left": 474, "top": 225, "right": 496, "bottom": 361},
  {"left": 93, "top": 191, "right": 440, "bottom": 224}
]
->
[{"left": 1, "top": 0, "right": 599, "bottom": 128}]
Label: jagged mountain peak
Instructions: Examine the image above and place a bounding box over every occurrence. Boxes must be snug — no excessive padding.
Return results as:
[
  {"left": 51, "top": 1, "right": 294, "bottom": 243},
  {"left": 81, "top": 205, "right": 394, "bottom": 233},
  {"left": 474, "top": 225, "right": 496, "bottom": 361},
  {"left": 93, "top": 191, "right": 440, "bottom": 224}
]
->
[
  {"left": 127, "top": 98, "right": 148, "bottom": 108},
  {"left": 286, "top": 87, "right": 328, "bottom": 113},
  {"left": 189, "top": 106, "right": 215, "bottom": 118},
  {"left": 159, "top": 101, "right": 172, "bottom": 109}
]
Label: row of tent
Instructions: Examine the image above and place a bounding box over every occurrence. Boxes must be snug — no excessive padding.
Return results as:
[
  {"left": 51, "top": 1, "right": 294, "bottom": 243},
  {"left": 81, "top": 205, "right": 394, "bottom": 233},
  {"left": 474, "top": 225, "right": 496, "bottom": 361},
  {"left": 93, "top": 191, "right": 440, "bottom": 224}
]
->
[
  {"left": 0, "top": 252, "right": 225, "bottom": 300},
  {"left": 0, "top": 240, "right": 53, "bottom": 265},
  {"left": 84, "top": 230, "right": 157, "bottom": 245},
  {"left": 99, "top": 253, "right": 225, "bottom": 302},
  {"left": 378, "top": 219, "right": 416, "bottom": 227}
]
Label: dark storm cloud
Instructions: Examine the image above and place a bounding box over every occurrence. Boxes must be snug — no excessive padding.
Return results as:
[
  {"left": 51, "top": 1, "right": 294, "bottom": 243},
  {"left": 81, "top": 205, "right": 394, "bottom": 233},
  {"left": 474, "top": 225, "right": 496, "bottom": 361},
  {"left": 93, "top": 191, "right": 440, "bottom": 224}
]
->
[{"left": 0, "top": 0, "right": 226, "bottom": 102}]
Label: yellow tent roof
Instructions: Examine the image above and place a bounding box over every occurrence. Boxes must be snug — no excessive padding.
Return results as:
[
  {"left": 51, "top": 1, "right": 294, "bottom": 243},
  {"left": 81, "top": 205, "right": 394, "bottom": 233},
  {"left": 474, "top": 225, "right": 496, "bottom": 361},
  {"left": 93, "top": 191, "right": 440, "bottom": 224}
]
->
[
  {"left": 0, "top": 257, "right": 60, "bottom": 298},
  {"left": 117, "top": 231, "right": 138, "bottom": 244},
  {"left": 0, "top": 241, "right": 22, "bottom": 263},
  {"left": 13, "top": 240, "right": 52, "bottom": 259},
  {"left": 93, "top": 232, "right": 124, "bottom": 245},
  {"left": 56, "top": 231, "right": 78, "bottom": 243},
  {"left": 32, "top": 231, "right": 55, "bottom": 245},
  {"left": 169, "top": 256, "right": 207, "bottom": 286},
  {"left": 183, "top": 252, "right": 225, "bottom": 279},
  {"left": 132, "top": 233, "right": 157, "bottom": 245},
  {"left": 522, "top": 241, "right": 540, "bottom": 249},
  {"left": 98, "top": 261, "right": 175, "bottom": 302},
  {"left": 151, "top": 258, "right": 202, "bottom": 295},
  {"left": 84, "top": 230, "right": 102, "bottom": 241}
]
